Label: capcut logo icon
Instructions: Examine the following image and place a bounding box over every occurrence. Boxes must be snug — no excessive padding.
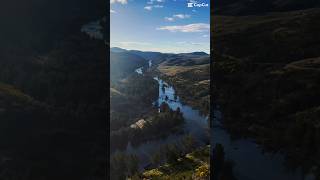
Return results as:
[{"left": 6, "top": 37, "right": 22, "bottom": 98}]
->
[{"left": 187, "top": 2, "right": 209, "bottom": 8}]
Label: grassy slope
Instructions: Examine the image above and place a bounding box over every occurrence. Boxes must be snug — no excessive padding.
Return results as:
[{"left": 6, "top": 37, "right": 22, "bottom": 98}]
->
[
  {"left": 0, "top": 82, "right": 34, "bottom": 104},
  {"left": 157, "top": 56, "right": 210, "bottom": 115},
  {"left": 140, "top": 146, "right": 210, "bottom": 180},
  {"left": 214, "top": 8, "right": 320, "bottom": 63}
]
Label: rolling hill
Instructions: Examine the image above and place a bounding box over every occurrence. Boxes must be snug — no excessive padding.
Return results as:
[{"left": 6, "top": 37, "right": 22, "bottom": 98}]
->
[
  {"left": 213, "top": 6, "right": 320, "bottom": 178},
  {"left": 110, "top": 51, "right": 147, "bottom": 83}
]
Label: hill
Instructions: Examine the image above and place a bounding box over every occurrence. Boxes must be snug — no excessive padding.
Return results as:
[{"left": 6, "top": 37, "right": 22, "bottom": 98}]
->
[
  {"left": 213, "top": 8, "right": 320, "bottom": 63},
  {"left": 110, "top": 51, "right": 147, "bottom": 83},
  {"left": 129, "top": 50, "right": 168, "bottom": 65},
  {"left": 158, "top": 54, "right": 210, "bottom": 115},
  {"left": 213, "top": 7, "right": 320, "bottom": 178}
]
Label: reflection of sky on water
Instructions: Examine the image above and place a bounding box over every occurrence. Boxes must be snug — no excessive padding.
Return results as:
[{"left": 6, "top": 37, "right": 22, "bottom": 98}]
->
[
  {"left": 148, "top": 60, "right": 152, "bottom": 68},
  {"left": 135, "top": 67, "right": 143, "bottom": 75}
]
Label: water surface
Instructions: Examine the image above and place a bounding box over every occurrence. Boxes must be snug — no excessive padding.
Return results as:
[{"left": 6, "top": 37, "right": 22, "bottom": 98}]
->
[
  {"left": 121, "top": 61, "right": 209, "bottom": 169},
  {"left": 213, "top": 109, "right": 315, "bottom": 180}
]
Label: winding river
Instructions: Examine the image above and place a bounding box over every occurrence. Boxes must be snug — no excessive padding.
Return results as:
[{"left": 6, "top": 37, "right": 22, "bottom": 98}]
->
[
  {"left": 138, "top": 60, "right": 315, "bottom": 179},
  {"left": 108, "top": 53, "right": 316, "bottom": 179},
  {"left": 124, "top": 60, "right": 210, "bottom": 169}
]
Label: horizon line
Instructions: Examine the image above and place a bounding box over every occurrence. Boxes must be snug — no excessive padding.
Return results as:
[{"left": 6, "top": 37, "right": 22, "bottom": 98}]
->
[{"left": 110, "top": 46, "right": 210, "bottom": 55}]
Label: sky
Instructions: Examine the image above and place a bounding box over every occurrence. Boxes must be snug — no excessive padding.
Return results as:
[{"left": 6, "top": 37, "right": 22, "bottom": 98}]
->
[{"left": 110, "top": 0, "right": 210, "bottom": 54}]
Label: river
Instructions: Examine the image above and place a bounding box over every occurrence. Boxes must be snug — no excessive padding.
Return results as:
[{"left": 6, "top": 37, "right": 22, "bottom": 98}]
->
[
  {"left": 123, "top": 60, "right": 210, "bottom": 169},
  {"left": 108, "top": 54, "right": 315, "bottom": 179},
  {"left": 124, "top": 60, "right": 316, "bottom": 178},
  {"left": 213, "top": 109, "right": 315, "bottom": 180}
]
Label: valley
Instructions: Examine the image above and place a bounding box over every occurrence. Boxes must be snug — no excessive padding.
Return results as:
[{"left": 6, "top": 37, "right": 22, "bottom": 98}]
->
[{"left": 110, "top": 48, "right": 210, "bottom": 179}]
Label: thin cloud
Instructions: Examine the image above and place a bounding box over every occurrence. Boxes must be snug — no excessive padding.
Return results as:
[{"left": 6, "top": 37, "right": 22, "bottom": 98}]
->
[
  {"left": 119, "top": 42, "right": 151, "bottom": 46},
  {"left": 191, "top": 42, "right": 203, "bottom": 45},
  {"left": 147, "top": 0, "right": 165, "bottom": 4},
  {"left": 145, "top": 0, "right": 165, "bottom": 10},
  {"left": 165, "top": 17, "right": 175, "bottom": 21},
  {"left": 164, "top": 14, "right": 191, "bottom": 22},
  {"left": 173, "top": 14, "right": 191, "bottom": 19},
  {"left": 157, "top": 23, "right": 209, "bottom": 33},
  {"left": 154, "top": 5, "right": 164, "bottom": 8},
  {"left": 110, "top": 9, "right": 116, "bottom": 13},
  {"left": 110, "top": 0, "right": 127, "bottom": 4},
  {"left": 144, "top": 6, "right": 153, "bottom": 10},
  {"left": 176, "top": 41, "right": 205, "bottom": 45},
  {"left": 144, "top": 4, "right": 163, "bottom": 11}
]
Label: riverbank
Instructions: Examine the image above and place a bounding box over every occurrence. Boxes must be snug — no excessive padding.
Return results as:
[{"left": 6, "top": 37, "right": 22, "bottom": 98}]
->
[
  {"left": 157, "top": 61, "right": 210, "bottom": 116},
  {"left": 110, "top": 59, "right": 210, "bottom": 178}
]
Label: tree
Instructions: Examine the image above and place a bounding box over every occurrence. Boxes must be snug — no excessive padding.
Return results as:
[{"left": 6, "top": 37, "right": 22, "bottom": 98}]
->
[
  {"left": 151, "top": 152, "right": 161, "bottom": 166},
  {"left": 166, "top": 144, "right": 180, "bottom": 164},
  {"left": 127, "top": 154, "right": 139, "bottom": 176},
  {"left": 110, "top": 152, "right": 127, "bottom": 180},
  {"left": 182, "top": 134, "right": 196, "bottom": 152}
]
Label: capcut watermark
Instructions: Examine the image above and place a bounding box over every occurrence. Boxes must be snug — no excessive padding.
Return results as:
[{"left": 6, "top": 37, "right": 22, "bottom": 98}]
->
[{"left": 187, "top": 2, "right": 209, "bottom": 8}]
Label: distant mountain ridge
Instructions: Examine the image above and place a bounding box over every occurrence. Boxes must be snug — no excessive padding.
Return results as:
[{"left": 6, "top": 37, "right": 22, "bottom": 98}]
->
[
  {"left": 110, "top": 47, "right": 210, "bottom": 67},
  {"left": 110, "top": 47, "right": 127, "bottom": 53},
  {"left": 110, "top": 47, "right": 208, "bottom": 55}
]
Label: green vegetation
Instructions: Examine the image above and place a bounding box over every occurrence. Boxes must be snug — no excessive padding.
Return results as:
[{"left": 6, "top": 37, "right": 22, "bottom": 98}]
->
[
  {"left": 158, "top": 55, "right": 210, "bottom": 115},
  {"left": 110, "top": 102, "right": 184, "bottom": 151},
  {"left": 110, "top": 135, "right": 206, "bottom": 180},
  {"left": 140, "top": 144, "right": 210, "bottom": 180},
  {"left": 110, "top": 50, "right": 211, "bottom": 179},
  {"left": 110, "top": 73, "right": 158, "bottom": 131},
  {"left": 110, "top": 152, "right": 139, "bottom": 180}
]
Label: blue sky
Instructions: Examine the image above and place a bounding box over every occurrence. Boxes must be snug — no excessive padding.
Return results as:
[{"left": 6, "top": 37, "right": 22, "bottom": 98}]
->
[{"left": 110, "top": 0, "right": 210, "bottom": 54}]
